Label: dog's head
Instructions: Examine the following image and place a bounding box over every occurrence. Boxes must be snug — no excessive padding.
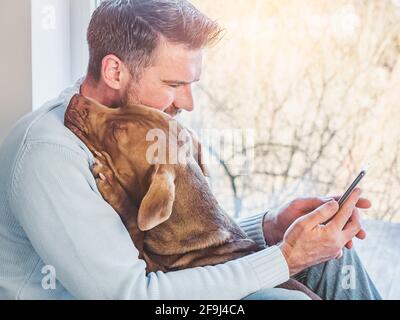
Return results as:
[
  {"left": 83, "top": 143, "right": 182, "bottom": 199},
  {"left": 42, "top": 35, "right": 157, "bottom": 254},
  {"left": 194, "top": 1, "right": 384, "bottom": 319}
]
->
[{"left": 65, "top": 94, "right": 210, "bottom": 232}]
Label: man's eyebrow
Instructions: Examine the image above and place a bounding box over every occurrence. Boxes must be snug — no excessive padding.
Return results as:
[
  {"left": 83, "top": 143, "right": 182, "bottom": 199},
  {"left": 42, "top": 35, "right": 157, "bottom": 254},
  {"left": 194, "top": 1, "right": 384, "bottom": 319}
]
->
[{"left": 162, "top": 79, "right": 200, "bottom": 85}]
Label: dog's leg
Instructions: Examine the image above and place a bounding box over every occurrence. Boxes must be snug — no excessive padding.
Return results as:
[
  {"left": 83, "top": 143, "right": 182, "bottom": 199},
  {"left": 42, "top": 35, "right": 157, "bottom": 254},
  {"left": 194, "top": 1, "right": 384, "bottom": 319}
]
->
[
  {"left": 165, "top": 239, "right": 259, "bottom": 270},
  {"left": 92, "top": 152, "right": 144, "bottom": 255}
]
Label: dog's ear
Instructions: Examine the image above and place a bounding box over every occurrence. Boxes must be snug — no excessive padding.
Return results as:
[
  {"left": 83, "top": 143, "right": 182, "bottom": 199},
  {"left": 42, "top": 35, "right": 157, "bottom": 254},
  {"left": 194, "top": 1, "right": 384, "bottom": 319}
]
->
[
  {"left": 137, "top": 165, "right": 176, "bottom": 231},
  {"left": 186, "top": 129, "right": 210, "bottom": 177}
]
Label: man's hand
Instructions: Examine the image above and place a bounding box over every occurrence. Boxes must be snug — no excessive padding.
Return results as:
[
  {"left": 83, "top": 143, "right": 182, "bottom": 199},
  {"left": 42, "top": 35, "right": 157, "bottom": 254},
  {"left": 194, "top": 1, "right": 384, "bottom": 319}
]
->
[
  {"left": 263, "top": 192, "right": 371, "bottom": 247},
  {"left": 279, "top": 188, "right": 363, "bottom": 276}
]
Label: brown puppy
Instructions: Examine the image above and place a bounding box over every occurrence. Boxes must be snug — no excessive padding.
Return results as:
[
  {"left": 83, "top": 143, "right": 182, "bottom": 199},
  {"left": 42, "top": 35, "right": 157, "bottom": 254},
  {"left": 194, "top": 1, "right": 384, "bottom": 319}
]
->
[{"left": 65, "top": 94, "right": 320, "bottom": 299}]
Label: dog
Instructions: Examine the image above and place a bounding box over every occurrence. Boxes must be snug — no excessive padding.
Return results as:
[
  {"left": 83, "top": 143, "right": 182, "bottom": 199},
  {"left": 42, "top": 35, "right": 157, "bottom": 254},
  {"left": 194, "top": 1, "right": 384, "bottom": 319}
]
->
[{"left": 64, "top": 94, "right": 321, "bottom": 299}]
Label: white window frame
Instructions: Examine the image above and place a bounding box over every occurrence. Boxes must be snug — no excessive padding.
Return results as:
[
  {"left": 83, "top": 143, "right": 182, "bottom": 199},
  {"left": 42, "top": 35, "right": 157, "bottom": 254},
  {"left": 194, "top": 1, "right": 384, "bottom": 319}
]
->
[
  {"left": 31, "top": 0, "right": 98, "bottom": 110},
  {"left": 70, "top": 0, "right": 98, "bottom": 82}
]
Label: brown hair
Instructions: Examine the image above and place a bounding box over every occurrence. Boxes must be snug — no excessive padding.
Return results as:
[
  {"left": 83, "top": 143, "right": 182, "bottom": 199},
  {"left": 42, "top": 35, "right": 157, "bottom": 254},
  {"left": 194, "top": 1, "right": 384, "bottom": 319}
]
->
[{"left": 87, "top": 0, "right": 223, "bottom": 81}]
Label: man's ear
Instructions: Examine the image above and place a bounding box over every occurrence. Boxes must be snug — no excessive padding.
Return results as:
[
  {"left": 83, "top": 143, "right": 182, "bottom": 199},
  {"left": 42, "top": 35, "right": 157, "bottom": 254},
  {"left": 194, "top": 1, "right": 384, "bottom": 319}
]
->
[
  {"left": 187, "top": 129, "right": 210, "bottom": 177},
  {"left": 101, "top": 54, "right": 126, "bottom": 90},
  {"left": 137, "top": 165, "right": 176, "bottom": 231}
]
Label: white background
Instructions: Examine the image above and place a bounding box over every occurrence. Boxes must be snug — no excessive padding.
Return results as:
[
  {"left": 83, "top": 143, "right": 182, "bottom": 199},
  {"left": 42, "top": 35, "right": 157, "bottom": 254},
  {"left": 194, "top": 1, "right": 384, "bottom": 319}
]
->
[{"left": 0, "top": 0, "right": 96, "bottom": 143}]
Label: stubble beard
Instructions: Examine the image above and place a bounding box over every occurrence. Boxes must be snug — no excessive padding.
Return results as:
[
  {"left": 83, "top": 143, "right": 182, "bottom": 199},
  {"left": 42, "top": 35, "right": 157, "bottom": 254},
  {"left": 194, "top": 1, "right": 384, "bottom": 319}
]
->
[{"left": 122, "top": 78, "right": 181, "bottom": 118}]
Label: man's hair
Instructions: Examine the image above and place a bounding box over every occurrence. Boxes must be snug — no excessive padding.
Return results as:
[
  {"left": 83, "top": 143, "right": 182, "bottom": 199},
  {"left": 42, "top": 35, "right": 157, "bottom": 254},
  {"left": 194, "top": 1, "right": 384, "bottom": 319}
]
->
[{"left": 87, "top": 0, "right": 223, "bottom": 81}]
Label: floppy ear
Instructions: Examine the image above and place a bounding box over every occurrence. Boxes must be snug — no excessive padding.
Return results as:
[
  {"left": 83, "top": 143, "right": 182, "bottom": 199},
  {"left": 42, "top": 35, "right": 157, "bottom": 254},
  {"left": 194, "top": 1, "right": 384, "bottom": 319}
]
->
[
  {"left": 186, "top": 128, "right": 210, "bottom": 177},
  {"left": 137, "top": 165, "right": 176, "bottom": 231}
]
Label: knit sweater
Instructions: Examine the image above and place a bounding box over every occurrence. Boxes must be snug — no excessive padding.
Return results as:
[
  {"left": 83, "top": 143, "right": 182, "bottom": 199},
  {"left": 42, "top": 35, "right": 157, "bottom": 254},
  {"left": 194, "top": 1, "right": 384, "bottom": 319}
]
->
[{"left": 0, "top": 79, "right": 289, "bottom": 300}]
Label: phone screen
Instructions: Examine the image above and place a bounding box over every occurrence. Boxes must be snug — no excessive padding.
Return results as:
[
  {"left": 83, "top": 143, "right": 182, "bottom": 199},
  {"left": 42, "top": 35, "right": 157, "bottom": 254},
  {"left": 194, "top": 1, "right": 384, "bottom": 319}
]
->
[{"left": 338, "top": 169, "right": 367, "bottom": 208}]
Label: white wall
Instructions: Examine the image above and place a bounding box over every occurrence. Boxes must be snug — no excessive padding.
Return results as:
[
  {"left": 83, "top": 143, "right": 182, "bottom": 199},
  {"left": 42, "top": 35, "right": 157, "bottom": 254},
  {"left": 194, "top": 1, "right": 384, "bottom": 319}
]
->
[
  {"left": 0, "top": 0, "right": 32, "bottom": 143},
  {"left": 31, "top": 0, "right": 71, "bottom": 110},
  {"left": 32, "top": 0, "right": 93, "bottom": 110},
  {"left": 70, "top": 0, "right": 94, "bottom": 82},
  {"left": 0, "top": 0, "right": 94, "bottom": 142}
]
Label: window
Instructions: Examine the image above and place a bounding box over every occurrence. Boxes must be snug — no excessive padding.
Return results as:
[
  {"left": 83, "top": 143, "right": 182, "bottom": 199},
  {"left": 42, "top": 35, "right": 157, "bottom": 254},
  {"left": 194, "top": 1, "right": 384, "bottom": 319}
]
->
[
  {"left": 187, "top": 0, "right": 400, "bottom": 299},
  {"left": 32, "top": 0, "right": 97, "bottom": 110},
  {"left": 17, "top": 0, "right": 400, "bottom": 299}
]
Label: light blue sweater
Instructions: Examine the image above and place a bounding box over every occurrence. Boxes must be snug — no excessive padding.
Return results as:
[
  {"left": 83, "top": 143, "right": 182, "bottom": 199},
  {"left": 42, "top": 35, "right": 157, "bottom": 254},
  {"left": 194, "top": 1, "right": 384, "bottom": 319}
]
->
[{"left": 0, "top": 79, "right": 289, "bottom": 300}]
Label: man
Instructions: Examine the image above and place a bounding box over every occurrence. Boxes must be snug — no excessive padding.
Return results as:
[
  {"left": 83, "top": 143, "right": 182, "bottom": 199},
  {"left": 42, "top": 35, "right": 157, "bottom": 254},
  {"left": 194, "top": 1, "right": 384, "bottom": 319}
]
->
[{"left": 0, "top": 0, "right": 381, "bottom": 300}]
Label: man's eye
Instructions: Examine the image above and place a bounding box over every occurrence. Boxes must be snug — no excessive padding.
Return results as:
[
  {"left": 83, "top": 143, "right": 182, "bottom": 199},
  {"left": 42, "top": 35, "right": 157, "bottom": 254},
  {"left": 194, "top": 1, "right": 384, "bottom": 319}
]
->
[{"left": 169, "top": 84, "right": 181, "bottom": 88}]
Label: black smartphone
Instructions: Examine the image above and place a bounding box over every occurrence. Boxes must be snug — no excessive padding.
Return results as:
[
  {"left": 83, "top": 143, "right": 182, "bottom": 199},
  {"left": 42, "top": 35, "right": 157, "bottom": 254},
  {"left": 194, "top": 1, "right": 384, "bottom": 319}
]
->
[{"left": 338, "top": 166, "right": 368, "bottom": 208}]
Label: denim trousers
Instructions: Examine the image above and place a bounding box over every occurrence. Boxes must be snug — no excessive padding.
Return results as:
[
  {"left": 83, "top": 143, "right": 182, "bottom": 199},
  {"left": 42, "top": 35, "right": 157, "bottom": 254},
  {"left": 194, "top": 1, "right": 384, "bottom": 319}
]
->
[{"left": 243, "top": 248, "right": 382, "bottom": 300}]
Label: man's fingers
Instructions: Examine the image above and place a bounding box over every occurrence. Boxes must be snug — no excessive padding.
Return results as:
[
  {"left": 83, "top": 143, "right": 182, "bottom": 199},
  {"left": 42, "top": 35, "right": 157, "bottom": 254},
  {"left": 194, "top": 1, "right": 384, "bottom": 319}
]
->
[
  {"left": 292, "top": 197, "right": 330, "bottom": 212},
  {"left": 342, "top": 210, "right": 362, "bottom": 242},
  {"left": 356, "top": 229, "right": 367, "bottom": 240},
  {"left": 356, "top": 198, "right": 372, "bottom": 209},
  {"left": 345, "top": 243, "right": 352, "bottom": 249},
  {"left": 345, "top": 209, "right": 366, "bottom": 247},
  {"left": 344, "top": 209, "right": 366, "bottom": 247},
  {"left": 345, "top": 240, "right": 353, "bottom": 249},
  {"left": 305, "top": 200, "right": 339, "bottom": 226},
  {"left": 345, "top": 230, "right": 366, "bottom": 249},
  {"left": 336, "top": 249, "right": 344, "bottom": 260},
  {"left": 329, "top": 188, "right": 361, "bottom": 230},
  {"left": 297, "top": 193, "right": 371, "bottom": 215},
  {"left": 348, "top": 208, "right": 367, "bottom": 240},
  {"left": 330, "top": 194, "right": 371, "bottom": 209}
]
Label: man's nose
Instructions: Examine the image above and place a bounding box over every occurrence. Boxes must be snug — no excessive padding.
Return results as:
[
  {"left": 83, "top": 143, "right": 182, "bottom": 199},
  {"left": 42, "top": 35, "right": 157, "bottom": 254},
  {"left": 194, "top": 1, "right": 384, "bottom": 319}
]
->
[{"left": 174, "top": 85, "right": 194, "bottom": 112}]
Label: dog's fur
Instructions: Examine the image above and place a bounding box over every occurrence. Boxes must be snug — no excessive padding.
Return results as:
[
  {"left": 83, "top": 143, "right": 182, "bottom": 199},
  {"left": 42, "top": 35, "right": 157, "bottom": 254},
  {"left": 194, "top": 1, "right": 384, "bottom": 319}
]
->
[{"left": 64, "top": 94, "right": 321, "bottom": 299}]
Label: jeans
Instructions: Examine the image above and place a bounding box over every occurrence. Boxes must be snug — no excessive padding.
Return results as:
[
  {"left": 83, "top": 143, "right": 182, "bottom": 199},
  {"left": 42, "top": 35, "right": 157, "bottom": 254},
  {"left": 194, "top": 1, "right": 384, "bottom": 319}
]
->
[{"left": 243, "top": 248, "right": 382, "bottom": 300}]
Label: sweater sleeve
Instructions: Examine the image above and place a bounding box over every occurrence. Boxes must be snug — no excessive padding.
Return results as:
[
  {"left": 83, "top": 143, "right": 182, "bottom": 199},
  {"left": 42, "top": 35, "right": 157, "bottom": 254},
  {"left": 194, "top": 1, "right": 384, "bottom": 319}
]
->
[
  {"left": 9, "top": 142, "right": 289, "bottom": 299},
  {"left": 237, "top": 212, "right": 269, "bottom": 248}
]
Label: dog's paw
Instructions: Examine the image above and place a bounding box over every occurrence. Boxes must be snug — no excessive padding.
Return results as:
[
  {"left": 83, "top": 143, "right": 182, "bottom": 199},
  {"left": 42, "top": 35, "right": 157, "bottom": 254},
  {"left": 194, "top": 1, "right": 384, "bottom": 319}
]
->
[{"left": 92, "top": 151, "right": 132, "bottom": 216}]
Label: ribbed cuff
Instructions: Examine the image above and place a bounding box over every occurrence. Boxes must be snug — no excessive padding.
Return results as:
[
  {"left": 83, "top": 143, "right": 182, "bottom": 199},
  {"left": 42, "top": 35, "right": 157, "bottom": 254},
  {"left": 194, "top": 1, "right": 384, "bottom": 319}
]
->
[
  {"left": 237, "top": 212, "right": 268, "bottom": 248},
  {"left": 244, "top": 246, "right": 289, "bottom": 289}
]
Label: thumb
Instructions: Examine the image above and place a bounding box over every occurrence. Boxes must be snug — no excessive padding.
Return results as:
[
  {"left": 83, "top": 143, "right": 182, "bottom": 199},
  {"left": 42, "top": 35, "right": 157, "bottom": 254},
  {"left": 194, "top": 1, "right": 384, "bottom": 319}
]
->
[
  {"left": 291, "top": 196, "right": 334, "bottom": 212},
  {"left": 305, "top": 200, "right": 339, "bottom": 226}
]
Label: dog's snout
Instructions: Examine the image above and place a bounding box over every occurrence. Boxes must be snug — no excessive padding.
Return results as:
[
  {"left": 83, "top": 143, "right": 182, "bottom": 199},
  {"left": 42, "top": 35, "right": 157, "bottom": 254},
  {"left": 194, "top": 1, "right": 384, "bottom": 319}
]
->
[
  {"left": 65, "top": 95, "right": 96, "bottom": 137},
  {"left": 68, "top": 94, "right": 91, "bottom": 119}
]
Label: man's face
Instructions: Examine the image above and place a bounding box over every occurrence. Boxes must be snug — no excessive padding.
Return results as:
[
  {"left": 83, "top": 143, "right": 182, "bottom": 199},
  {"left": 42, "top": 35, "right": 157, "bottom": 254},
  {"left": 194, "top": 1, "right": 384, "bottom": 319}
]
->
[{"left": 123, "top": 42, "right": 203, "bottom": 118}]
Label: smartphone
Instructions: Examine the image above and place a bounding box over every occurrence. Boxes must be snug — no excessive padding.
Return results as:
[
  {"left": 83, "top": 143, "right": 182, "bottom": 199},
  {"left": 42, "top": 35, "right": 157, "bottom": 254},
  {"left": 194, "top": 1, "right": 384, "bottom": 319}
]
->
[{"left": 338, "top": 165, "right": 369, "bottom": 208}]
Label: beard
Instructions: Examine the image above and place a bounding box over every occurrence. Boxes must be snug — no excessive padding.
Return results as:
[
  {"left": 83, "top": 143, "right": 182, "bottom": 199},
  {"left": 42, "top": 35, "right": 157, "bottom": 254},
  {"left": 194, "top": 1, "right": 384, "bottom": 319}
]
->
[
  {"left": 121, "top": 79, "right": 141, "bottom": 107},
  {"left": 122, "top": 79, "right": 182, "bottom": 118}
]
